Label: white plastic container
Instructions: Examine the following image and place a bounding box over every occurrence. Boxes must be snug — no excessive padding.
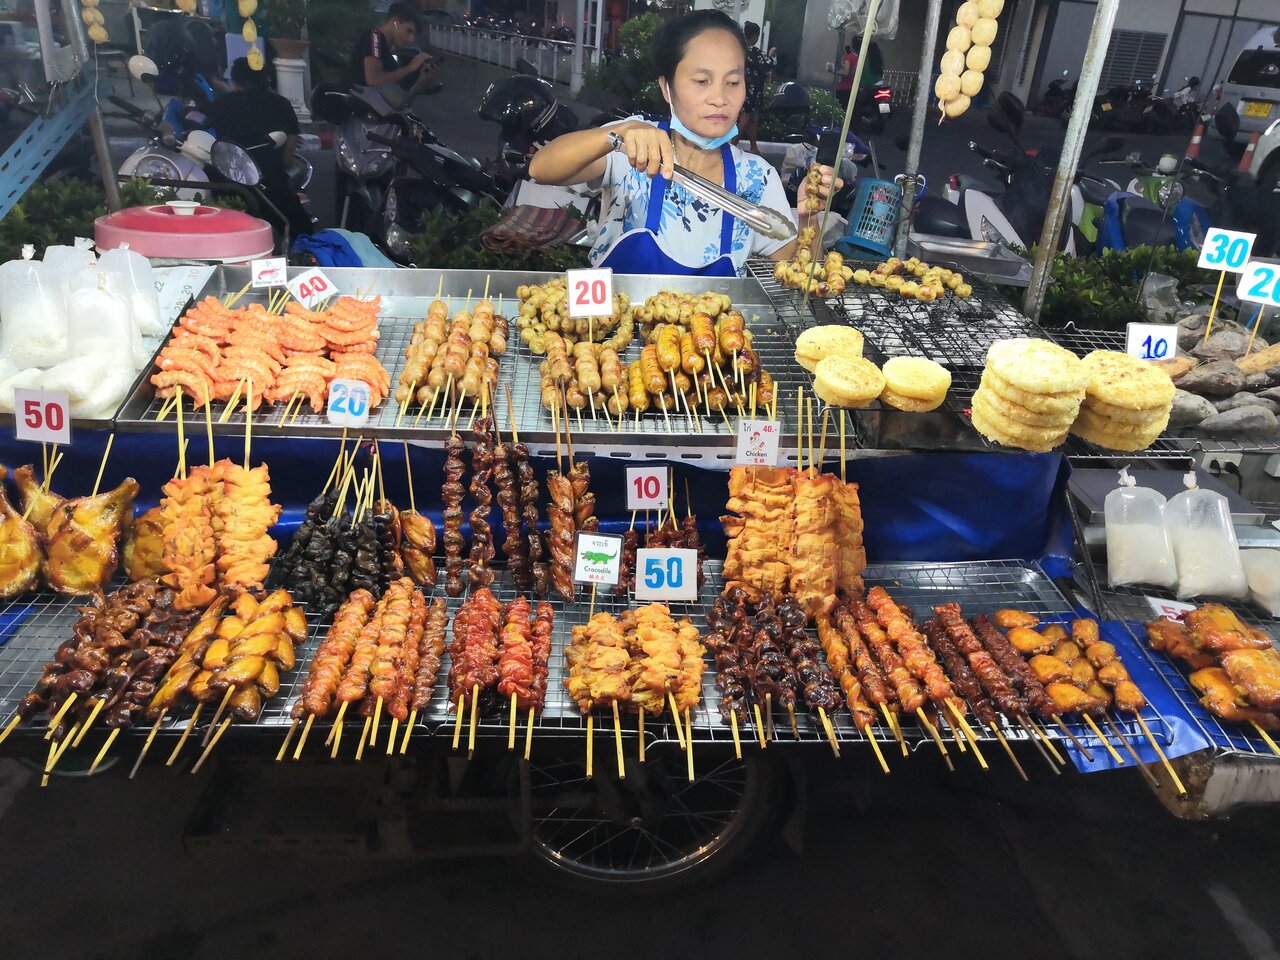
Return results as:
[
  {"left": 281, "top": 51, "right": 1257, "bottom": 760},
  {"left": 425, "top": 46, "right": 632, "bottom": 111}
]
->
[
  {"left": 1241, "top": 550, "right": 1280, "bottom": 617},
  {"left": 1166, "top": 472, "right": 1248, "bottom": 599},
  {"left": 65, "top": 267, "right": 145, "bottom": 367},
  {"left": 1104, "top": 468, "right": 1177, "bottom": 589},
  {"left": 0, "top": 246, "right": 69, "bottom": 367},
  {"left": 98, "top": 245, "right": 164, "bottom": 337}
]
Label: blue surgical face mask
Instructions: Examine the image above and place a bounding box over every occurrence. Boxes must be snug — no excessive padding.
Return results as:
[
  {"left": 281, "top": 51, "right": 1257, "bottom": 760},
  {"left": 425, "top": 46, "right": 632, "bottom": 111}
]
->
[{"left": 662, "top": 84, "right": 738, "bottom": 150}]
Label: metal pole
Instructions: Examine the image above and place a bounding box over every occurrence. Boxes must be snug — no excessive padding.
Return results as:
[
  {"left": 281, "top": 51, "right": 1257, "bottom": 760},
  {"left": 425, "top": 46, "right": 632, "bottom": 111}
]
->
[
  {"left": 61, "top": 0, "right": 122, "bottom": 211},
  {"left": 892, "top": 0, "right": 944, "bottom": 256},
  {"left": 1024, "top": 0, "right": 1121, "bottom": 321},
  {"left": 569, "top": 0, "right": 586, "bottom": 95}
]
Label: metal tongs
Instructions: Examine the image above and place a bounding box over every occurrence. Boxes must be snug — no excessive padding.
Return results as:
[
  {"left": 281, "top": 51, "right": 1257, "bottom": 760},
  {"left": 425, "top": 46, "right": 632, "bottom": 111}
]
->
[{"left": 607, "top": 132, "right": 797, "bottom": 243}]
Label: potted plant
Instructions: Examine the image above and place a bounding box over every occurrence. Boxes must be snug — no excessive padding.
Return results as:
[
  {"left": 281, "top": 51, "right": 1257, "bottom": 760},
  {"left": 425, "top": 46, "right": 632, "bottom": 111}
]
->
[{"left": 264, "top": 0, "right": 309, "bottom": 59}]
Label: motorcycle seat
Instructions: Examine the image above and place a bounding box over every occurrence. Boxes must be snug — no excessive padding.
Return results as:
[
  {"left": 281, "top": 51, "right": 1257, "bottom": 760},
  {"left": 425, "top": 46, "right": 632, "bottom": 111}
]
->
[
  {"left": 1077, "top": 176, "right": 1113, "bottom": 206},
  {"left": 914, "top": 195, "right": 971, "bottom": 239},
  {"left": 1120, "top": 197, "right": 1179, "bottom": 248}
]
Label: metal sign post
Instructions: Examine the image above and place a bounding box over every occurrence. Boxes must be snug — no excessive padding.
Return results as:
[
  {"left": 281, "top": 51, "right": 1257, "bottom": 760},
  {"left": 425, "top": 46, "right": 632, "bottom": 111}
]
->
[{"left": 892, "top": 0, "right": 943, "bottom": 257}]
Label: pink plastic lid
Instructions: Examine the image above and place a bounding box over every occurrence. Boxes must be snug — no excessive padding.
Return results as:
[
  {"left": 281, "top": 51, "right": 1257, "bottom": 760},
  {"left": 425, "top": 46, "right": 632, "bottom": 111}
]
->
[{"left": 95, "top": 202, "right": 274, "bottom": 262}]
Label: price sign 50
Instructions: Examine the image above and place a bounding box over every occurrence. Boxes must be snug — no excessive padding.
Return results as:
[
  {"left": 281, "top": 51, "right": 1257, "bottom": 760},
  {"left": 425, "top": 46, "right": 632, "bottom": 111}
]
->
[
  {"left": 14, "top": 388, "right": 71, "bottom": 444},
  {"left": 634, "top": 547, "right": 698, "bottom": 602}
]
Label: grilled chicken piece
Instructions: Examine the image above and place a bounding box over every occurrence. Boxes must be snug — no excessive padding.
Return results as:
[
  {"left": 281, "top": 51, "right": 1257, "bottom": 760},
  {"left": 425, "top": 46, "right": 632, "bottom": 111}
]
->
[
  {"left": 1028, "top": 654, "right": 1070, "bottom": 685},
  {"left": 1008, "top": 626, "right": 1053, "bottom": 655},
  {"left": 1039, "top": 624, "right": 1068, "bottom": 647},
  {"left": 400, "top": 511, "right": 438, "bottom": 587},
  {"left": 1113, "top": 680, "right": 1147, "bottom": 713},
  {"left": 0, "top": 466, "right": 42, "bottom": 598},
  {"left": 1184, "top": 604, "right": 1273, "bottom": 653},
  {"left": 1220, "top": 648, "right": 1280, "bottom": 711},
  {"left": 44, "top": 478, "right": 139, "bottom": 594},
  {"left": 993, "top": 609, "right": 1039, "bottom": 630},
  {"left": 14, "top": 464, "right": 64, "bottom": 538},
  {"left": 124, "top": 506, "right": 167, "bottom": 582},
  {"left": 1144, "top": 619, "right": 1215, "bottom": 670},
  {"left": 1046, "top": 681, "right": 1106, "bottom": 714},
  {"left": 1190, "top": 667, "right": 1280, "bottom": 729},
  {"left": 1085, "top": 641, "right": 1118, "bottom": 668}
]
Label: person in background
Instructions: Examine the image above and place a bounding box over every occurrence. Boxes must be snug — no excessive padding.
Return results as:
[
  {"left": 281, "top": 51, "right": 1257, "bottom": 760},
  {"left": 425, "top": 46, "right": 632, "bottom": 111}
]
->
[
  {"left": 349, "top": 1, "right": 436, "bottom": 90},
  {"left": 208, "top": 57, "right": 314, "bottom": 239},
  {"left": 835, "top": 43, "right": 857, "bottom": 103},
  {"left": 738, "top": 20, "right": 775, "bottom": 155}
]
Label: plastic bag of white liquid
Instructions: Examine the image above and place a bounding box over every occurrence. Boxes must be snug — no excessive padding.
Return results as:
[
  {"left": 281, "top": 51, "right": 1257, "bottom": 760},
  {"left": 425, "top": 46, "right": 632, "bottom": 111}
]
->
[
  {"left": 42, "top": 244, "right": 96, "bottom": 302},
  {"left": 0, "top": 253, "right": 69, "bottom": 367},
  {"left": 64, "top": 268, "right": 148, "bottom": 368},
  {"left": 1241, "top": 550, "right": 1280, "bottom": 617},
  {"left": 1166, "top": 474, "right": 1248, "bottom": 599},
  {"left": 1104, "top": 469, "right": 1177, "bottom": 589},
  {"left": 98, "top": 246, "right": 164, "bottom": 337}
]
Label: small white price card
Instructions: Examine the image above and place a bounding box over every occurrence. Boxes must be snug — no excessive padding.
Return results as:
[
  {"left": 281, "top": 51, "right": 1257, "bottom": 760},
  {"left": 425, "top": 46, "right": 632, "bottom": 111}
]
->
[
  {"left": 251, "top": 257, "right": 288, "bottom": 288},
  {"left": 735, "top": 418, "right": 780, "bottom": 466},
  {"left": 634, "top": 548, "right": 698, "bottom": 602},
  {"left": 565, "top": 267, "right": 614, "bottom": 319},
  {"left": 14, "top": 389, "right": 71, "bottom": 444},
  {"left": 626, "top": 465, "right": 668, "bottom": 511},
  {"left": 326, "top": 378, "right": 371, "bottom": 428},
  {"left": 1125, "top": 323, "right": 1176, "bottom": 362},
  {"left": 1146, "top": 596, "right": 1196, "bottom": 622},
  {"left": 1237, "top": 260, "right": 1280, "bottom": 307},
  {"left": 1197, "top": 228, "right": 1255, "bottom": 272},
  {"left": 288, "top": 267, "right": 338, "bottom": 308},
  {"left": 573, "top": 532, "right": 623, "bottom": 586}
]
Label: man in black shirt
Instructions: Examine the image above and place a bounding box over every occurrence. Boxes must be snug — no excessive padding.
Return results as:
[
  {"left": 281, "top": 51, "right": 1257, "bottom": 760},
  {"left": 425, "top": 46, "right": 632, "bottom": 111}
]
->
[
  {"left": 349, "top": 1, "right": 435, "bottom": 89},
  {"left": 208, "top": 58, "right": 314, "bottom": 239}
]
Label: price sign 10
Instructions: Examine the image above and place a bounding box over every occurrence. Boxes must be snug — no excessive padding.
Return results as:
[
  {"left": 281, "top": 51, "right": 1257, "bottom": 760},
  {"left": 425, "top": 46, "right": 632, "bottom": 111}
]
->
[
  {"left": 565, "top": 267, "right": 614, "bottom": 319},
  {"left": 626, "top": 465, "right": 668, "bottom": 511},
  {"left": 14, "top": 388, "right": 71, "bottom": 444},
  {"left": 1124, "top": 323, "right": 1176, "bottom": 363}
]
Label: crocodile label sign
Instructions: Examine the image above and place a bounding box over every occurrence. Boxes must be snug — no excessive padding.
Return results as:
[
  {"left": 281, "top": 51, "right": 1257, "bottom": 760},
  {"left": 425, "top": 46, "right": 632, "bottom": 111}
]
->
[{"left": 574, "top": 532, "right": 623, "bottom": 586}]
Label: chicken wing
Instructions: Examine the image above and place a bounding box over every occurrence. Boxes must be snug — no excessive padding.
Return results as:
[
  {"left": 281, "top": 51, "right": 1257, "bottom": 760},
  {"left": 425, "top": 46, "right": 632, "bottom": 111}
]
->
[
  {"left": 44, "top": 478, "right": 139, "bottom": 594},
  {"left": 1145, "top": 618, "right": 1215, "bottom": 670},
  {"left": 0, "top": 465, "right": 42, "bottom": 598},
  {"left": 1220, "top": 648, "right": 1280, "bottom": 711},
  {"left": 400, "top": 510, "right": 437, "bottom": 587},
  {"left": 124, "top": 506, "right": 167, "bottom": 582},
  {"left": 1184, "top": 604, "right": 1273, "bottom": 653},
  {"left": 14, "top": 464, "right": 64, "bottom": 538},
  {"left": 1190, "top": 667, "right": 1280, "bottom": 729}
]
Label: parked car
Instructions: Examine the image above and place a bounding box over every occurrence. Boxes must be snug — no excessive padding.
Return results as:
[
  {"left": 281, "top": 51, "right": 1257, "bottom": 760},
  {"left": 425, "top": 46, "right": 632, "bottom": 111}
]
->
[{"left": 1219, "top": 26, "right": 1280, "bottom": 143}]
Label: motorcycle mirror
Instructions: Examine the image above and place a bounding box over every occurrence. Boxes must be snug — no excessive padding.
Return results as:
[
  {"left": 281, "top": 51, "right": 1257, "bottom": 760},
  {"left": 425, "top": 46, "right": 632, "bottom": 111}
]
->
[
  {"left": 1096, "top": 134, "right": 1125, "bottom": 154},
  {"left": 987, "top": 109, "right": 1012, "bottom": 134},
  {"left": 127, "top": 55, "right": 159, "bottom": 82},
  {"left": 210, "top": 140, "right": 261, "bottom": 187},
  {"left": 1215, "top": 103, "right": 1240, "bottom": 141},
  {"left": 268, "top": 131, "right": 287, "bottom": 147}
]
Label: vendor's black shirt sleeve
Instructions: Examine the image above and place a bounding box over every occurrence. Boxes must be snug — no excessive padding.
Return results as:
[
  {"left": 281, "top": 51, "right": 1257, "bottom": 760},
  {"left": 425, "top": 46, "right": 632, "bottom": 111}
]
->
[
  {"left": 208, "top": 89, "right": 300, "bottom": 154},
  {"left": 349, "top": 29, "right": 396, "bottom": 87}
]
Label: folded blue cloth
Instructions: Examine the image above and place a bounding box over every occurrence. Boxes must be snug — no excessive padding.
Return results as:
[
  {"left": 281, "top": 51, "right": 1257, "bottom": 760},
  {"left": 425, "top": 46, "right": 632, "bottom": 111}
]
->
[{"left": 292, "top": 229, "right": 397, "bottom": 268}]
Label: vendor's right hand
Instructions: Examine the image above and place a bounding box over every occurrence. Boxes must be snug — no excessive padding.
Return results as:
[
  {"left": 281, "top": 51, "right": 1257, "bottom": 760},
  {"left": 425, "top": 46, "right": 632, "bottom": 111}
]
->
[
  {"left": 409, "top": 51, "right": 431, "bottom": 71},
  {"left": 616, "top": 121, "right": 674, "bottom": 180}
]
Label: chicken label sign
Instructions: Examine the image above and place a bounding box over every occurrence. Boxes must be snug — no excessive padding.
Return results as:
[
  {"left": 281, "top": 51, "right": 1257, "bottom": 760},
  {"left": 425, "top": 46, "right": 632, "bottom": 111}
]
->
[
  {"left": 634, "top": 548, "right": 698, "bottom": 602},
  {"left": 326, "top": 378, "right": 370, "bottom": 428},
  {"left": 14, "top": 389, "right": 70, "bottom": 444},
  {"left": 251, "top": 257, "right": 288, "bottom": 289},
  {"left": 1146, "top": 597, "right": 1196, "bottom": 622},
  {"left": 573, "top": 532, "right": 623, "bottom": 586},
  {"left": 288, "top": 268, "right": 338, "bottom": 309},
  {"left": 734, "top": 418, "right": 779, "bottom": 466}
]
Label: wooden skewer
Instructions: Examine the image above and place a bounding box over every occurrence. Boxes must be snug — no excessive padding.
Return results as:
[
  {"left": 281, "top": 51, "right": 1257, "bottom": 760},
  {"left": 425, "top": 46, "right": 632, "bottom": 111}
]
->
[
  {"left": 371, "top": 696, "right": 383, "bottom": 747},
  {"left": 1026, "top": 715, "right": 1066, "bottom": 766},
  {"left": 786, "top": 702, "right": 799, "bottom": 738},
  {"left": 613, "top": 701, "right": 625, "bottom": 780},
  {"left": 91, "top": 433, "right": 115, "bottom": 498},
  {"left": 753, "top": 703, "right": 767, "bottom": 748},
  {"left": 204, "top": 391, "right": 216, "bottom": 466},
  {"left": 524, "top": 707, "right": 535, "bottom": 761},
  {"left": 0, "top": 712, "right": 22, "bottom": 748},
  {"left": 321, "top": 431, "right": 349, "bottom": 496},
  {"left": 638, "top": 710, "right": 646, "bottom": 763},
  {"left": 204, "top": 686, "right": 235, "bottom": 745},
  {"left": 39, "top": 741, "right": 56, "bottom": 789},
  {"left": 839, "top": 411, "right": 846, "bottom": 483},
  {"left": 44, "top": 721, "right": 82, "bottom": 786},
  {"left": 1016, "top": 714, "right": 1061, "bottom": 774},
  {"left": 400, "top": 709, "right": 417, "bottom": 755},
  {"left": 880, "top": 703, "right": 907, "bottom": 756},
  {"left": 807, "top": 396, "right": 816, "bottom": 477},
  {"left": 326, "top": 701, "right": 348, "bottom": 746},
  {"left": 45, "top": 693, "right": 78, "bottom": 740},
  {"left": 586, "top": 709, "right": 594, "bottom": 779},
  {"left": 166, "top": 703, "right": 202, "bottom": 766},
  {"left": 863, "top": 723, "right": 890, "bottom": 774},
  {"left": 218, "top": 376, "right": 247, "bottom": 423},
  {"left": 1052, "top": 715, "right": 1094, "bottom": 761},
  {"left": 155, "top": 393, "right": 178, "bottom": 422},
  {"left": 1109, "top": 713, "right": 1160, "bottom": 790},
  {"left": 294, "top": 713, "right": 316, "bottom": 762},
  {"left": 414, "top": 391, "right": 435, "bottom": 427},
  {"left": 452, "top": 695, "right": 465, "bottom": 751},
  {"left": 72, "top": 698, "right": 106, "bottom": 748},
  {"left": 917, "top": 707, "right": 953, "bottom": 770},
  {"left": 1134, "top": 713, "right": 1187, "bottom": 796},
  {"left": 276, "top": 717, "right": 300, "bottom": 762},
  {"left": 1083, "top": 713, "right": 1125, "bottom": 765},
  {"left": 509, "top": 692, "right": 518, "bottom": 751},
  {"left": 243, "top": 376, "right": 253, "bottom": 470},
  {"left": 816, "top": 408, "right": 830, "bottom": 474},
  {"left": 819, "top": 707, "right": 839, "bottom": 757},
  {"left": 944, "top": 711, "right": 966, "bottom": 753},
  {"left": 730, "top": 711, "right": 742, "bottom": 760},
  {"left": 191, "top": 717, "right": 231, "bottom": 773},
  {"left": 668, "top": 690, "right": 686, "bottom": 750},
  {"left": 947, "top": 701, "right": 987, "bottom": 770},
  {"left": 1251, "top": 720, "right": 1280, "bottom": 757},
  {"left": 130, "top": 708, "right": 167, "bottom": 779},
  {"left": 765, "top": 692, "right": 774, "bottom": 741},
  {"left": 989, "top": 720, "right": 1028, "bottom": 781},
  {"left": 685, "top": 708, "right": 694, "bottom": 782},
  {"left": 795, "top": 386, "right": 804, "bottom": 470},
  {"left": 354, "top": 716, "right": 372, "bottom": 760},
  {"left": 468, "top": 683, "right": 480, "bottom": 758},
  {"left": 387, "top": 717, "right": 399, "bottom": 756}
]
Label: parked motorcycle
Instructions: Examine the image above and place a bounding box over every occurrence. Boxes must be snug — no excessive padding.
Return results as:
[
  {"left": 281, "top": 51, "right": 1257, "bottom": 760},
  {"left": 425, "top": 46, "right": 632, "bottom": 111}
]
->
[
  {"left": 1037, "top": 69, "right": 1076, "bottom": 124},
  {"left": 1094, "top": 153, "right": 1212, "bottom": 255},
  {"left": 1092, "top": 76, "right": 1158, "bottom": 132},
  {"left": 478, "top": 59, "right": 580, "bottom": 196}
]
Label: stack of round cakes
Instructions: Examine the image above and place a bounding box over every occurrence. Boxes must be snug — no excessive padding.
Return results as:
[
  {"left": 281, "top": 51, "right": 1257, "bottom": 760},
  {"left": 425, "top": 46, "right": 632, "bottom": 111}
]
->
[
  {"left": 1069, "top": 350, "right": 1175, "bottom": 451},
  {"left": 880, "top": 357, "right": 952, "bottom": 412},
  {"left": 971, "top": 338, "right": 1087, "bottom": 451}
]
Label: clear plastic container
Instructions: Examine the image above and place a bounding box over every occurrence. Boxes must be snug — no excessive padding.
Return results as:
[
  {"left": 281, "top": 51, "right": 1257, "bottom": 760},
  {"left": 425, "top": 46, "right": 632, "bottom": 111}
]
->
[
  {"left": 0, "top": 248, "right": 68, "bottom": 367},
  {"left": 65, "top": 267, "right": 144, "bottom": 368},
  {"left": 1241, "top": 550, "right": 1280, "bottom": 617},
  {"left": 1166, "top": 473, "right": 1248, "bottom": 599},
  {"left": 98, "top": 245, "right": 164, "bottom": 337},
  {"left": 1104, "top": 469, "right": 1177, "bottom": 589}
]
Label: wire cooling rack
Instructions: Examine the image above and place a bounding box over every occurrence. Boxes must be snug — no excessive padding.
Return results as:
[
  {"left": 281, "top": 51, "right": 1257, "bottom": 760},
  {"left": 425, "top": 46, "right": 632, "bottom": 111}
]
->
[{"left": 0, "top": 560, "right": 1171, "bottom": 766}]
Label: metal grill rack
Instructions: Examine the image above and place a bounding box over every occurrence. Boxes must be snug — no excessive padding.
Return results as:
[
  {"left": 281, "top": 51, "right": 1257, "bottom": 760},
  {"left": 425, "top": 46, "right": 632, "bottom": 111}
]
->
[
  {"left": 1094, "top": 583, "right": 1280, "bottom": 760},
  {"left": 0, "top": 560, "right": 1171, "bottom": 762},
  {"left": 113, "top": 268, "right": 825, "bottom": 464}
]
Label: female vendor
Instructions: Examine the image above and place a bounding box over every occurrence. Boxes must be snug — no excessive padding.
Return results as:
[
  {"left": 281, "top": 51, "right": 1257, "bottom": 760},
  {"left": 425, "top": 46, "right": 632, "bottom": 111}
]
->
[{"left": 528, "top": 10, "right": 838, "bottom": 278}]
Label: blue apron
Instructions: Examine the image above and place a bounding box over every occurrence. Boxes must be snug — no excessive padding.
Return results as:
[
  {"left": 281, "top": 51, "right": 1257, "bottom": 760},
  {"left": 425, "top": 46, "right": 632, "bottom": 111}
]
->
[{"left": 599, "top": 121, "right": 739, "bottom": 277}]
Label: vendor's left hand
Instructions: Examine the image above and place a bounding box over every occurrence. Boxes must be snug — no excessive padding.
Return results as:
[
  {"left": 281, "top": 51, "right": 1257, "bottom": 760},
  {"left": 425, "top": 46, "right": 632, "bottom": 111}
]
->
[{"left": 797, "top": 164, "right": 843, "bottom": 214}]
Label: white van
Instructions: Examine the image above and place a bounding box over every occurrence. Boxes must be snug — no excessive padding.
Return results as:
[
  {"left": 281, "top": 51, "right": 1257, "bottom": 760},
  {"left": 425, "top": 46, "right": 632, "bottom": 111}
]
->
[{"left": 1221, "top": 26, "right": 1280, "bottom": 142}]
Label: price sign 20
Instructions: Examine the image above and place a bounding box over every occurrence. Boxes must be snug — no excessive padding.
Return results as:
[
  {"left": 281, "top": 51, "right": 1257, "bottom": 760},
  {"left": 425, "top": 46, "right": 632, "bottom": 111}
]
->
[
  {"left": 1238, "top": 261, "right": 1280, "bottom": 307},
  {"left": 565, "top": 268, "right": 614, "bottom": 319}
]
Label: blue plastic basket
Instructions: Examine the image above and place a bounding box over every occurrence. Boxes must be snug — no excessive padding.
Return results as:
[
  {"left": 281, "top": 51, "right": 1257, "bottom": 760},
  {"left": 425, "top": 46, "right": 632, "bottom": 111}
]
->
[{"left": 838, "top": 177, "right": 901, "bottom": 258}]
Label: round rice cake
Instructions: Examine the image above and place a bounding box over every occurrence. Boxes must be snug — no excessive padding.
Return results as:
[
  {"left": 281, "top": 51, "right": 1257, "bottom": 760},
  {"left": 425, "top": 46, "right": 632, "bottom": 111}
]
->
[
  {"left": 1080, "top": 350, "right": 1175, "bottom": 411},
  {"left": 974, "top": 384, "right": 1078, "bottom": 429},
  {"left": 795, "top": 325, "right": 864, "bottom": 372},
  {"left": 971, "top": 401, "right": 1068, "bottom": 452},
  {"left": 981, "top": 369, "right": 1084, "bottom": 416},
  {"left": 881, "top": 386, "right": 945, "bottom": 413},
  {"left": 1080, "top": 396, "right": 1171, "bottom": 427},
  {"left": 986, "top": 337, "right": 1088, "bottom": 395},
  {"left": 882, "top": 356, "right": 952, "bottom": 401},
  {"left": 814, "top": 355, "right": 884, "bottom": 406},
  {"left": 1069, "top": 406, "right": 1170, "bottom": 451}
]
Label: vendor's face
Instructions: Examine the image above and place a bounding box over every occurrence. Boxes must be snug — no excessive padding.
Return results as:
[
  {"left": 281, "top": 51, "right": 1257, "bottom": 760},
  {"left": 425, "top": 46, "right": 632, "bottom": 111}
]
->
[
  {"left": 661, "top": 28, "right": 745, "bottom": 142},
  {"left": 390, "top": 17, "right": 417, "bottom": 46}
]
